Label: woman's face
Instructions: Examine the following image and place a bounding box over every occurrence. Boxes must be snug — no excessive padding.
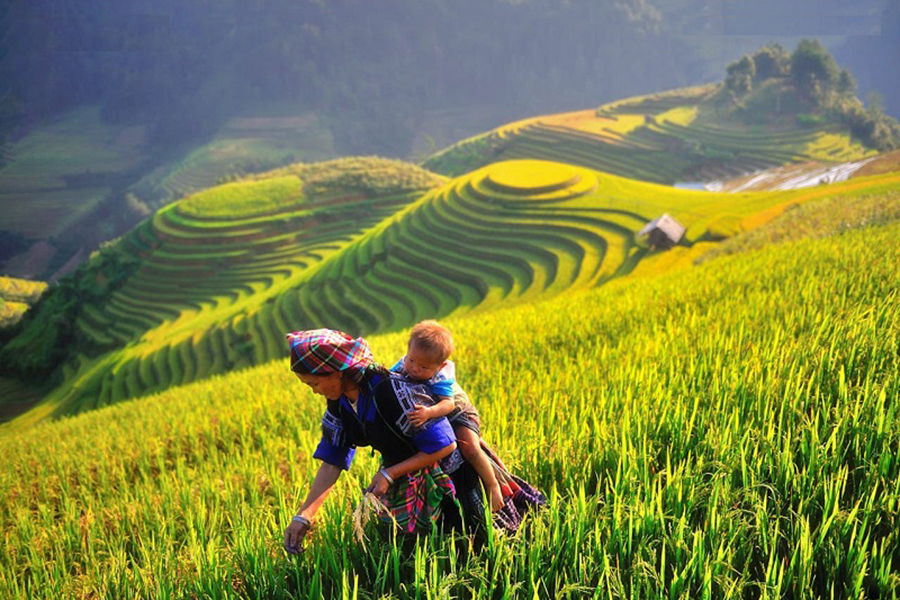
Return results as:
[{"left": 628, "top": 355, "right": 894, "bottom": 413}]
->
[{"left": 296, "top": 371, "right": 344, "bottom": 400}]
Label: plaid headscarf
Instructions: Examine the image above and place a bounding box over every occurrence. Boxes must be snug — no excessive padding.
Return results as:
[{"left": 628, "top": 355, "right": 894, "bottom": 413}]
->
[{"left": 286, "top": 329, "right": 376, "bottom": 383}]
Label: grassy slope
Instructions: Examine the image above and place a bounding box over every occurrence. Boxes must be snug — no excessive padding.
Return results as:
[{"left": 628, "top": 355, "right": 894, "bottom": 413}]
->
[
  {"left": 422, "top": 84, "right": 875, "bottom": 183},
  {"left": 0, "top": 107, "right": 337, "bottom": 280},
  {"left": 2, "top": 158, "right": 442, "bottom": 423},
  {"left": 0, "top": 107, "right": 148, "bottom": 239},
  {"left": 1, "top": 191, "right": 898, "bottom": 597},
  {"left": 132, "top": 113, "right": 337, "bottom": 204},
  {"left": 852, "top": 149, "right": 900, "bottom": 179},
  {"left": 7, "top": 164, "right": 900, "bottom": 426}
]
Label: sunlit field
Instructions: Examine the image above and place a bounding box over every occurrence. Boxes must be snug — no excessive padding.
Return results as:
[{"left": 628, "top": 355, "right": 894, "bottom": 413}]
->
[
  {"left": 423, "top": 86, "right": 876, "bottom": 183},
  {"left": 4, "top": 16, "right": 900, "bottom": 600},
  {"left": 0, "top": 276, "right": 47, "bottom": 328},
  {"left": 1, "top": 158, "right": 443, "bottom": 424},
  {"left": 2, "top": 202, "right": 898, "bottom": 597},
  {"left": 14, "top": 159, "right": 899, "bottom": 427}
]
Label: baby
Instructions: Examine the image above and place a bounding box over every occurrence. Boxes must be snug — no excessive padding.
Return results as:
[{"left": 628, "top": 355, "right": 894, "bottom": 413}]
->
[{"left": 391, "top": 320, "right": 504, "bottom": 511}]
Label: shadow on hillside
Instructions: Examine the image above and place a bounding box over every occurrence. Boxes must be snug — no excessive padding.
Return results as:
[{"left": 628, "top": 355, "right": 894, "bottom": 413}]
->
[{"left": 0, "top": 399, "right": 42, "bottom": 423}]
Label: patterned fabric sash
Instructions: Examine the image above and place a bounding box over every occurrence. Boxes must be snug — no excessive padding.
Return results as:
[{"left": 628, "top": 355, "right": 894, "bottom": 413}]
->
[{"left": 380, "top": 465, "right": 458, "bottom": 534}]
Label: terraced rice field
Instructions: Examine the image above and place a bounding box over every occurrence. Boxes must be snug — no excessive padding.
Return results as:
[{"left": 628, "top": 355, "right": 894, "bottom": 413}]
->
[
  {"left": 55, "top": 181, "right": 417, "bottom": 414},
  {"left": 423, "top": 85, "right": 875, "bottom": 184},
  {"left": 3, "top": 161, "right": 436, "bottom": 419},
  {"left": 0, "top": 107, "right": 148, "bottom": 238},
  {"left": 289, "top": 160, "right": 643, "bottom": 329},
  {"left": 138, "top": 114, "right": 337, "bottom": 203},
  {"left": 17, "top": 159, "right": 900, "bottom": 425},
  {"left": 2, "top": 199, "right": 900, "bottom": 597},
  {"left": 116, "top": 156, "right": 786, "bottom": 375}
]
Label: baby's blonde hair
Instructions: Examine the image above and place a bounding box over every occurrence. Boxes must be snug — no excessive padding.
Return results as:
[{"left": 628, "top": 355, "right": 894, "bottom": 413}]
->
[{"left": 408, "top": 320, "right": 454, "bottom": 363}]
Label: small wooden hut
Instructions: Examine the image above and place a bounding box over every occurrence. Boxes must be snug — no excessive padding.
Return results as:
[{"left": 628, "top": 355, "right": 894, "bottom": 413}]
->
[{"left": 638, "top": 213, "right": 685, "bottom": 250}]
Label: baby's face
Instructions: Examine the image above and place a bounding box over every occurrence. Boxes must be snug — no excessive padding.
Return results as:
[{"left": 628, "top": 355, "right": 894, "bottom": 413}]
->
[{"left": 403, "top": 345, "right": 445, "bottom": 382}]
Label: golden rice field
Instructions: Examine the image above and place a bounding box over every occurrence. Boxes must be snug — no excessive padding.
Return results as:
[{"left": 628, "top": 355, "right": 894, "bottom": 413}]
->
[
  {"left": 1, "top": 198, "right": 899, "bottom": 597},
  {"left": 0, "top": 276, "right": 48, "bottom": 304},
  {"left": 423, "top": 85, "right": 876, "bottom": 183}
]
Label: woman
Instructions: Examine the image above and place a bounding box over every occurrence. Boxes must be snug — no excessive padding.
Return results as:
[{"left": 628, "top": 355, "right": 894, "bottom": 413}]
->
[{"left": 282, "top": 329, "right": 543, "bottom": 554}]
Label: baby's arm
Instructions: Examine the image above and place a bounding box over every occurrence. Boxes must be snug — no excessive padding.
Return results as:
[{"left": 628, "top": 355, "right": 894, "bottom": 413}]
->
[{"left": 408, "top": 395, "right": 455, "bottom": 427}]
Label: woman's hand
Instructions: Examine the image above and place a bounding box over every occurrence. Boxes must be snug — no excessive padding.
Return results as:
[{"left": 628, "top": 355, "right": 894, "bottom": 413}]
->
[
  {"left": 283, "top": 516, "right": 311, "bottom": 555},
  {"left": 365, "top": 469, "right": 393, "bottom": 498},
  {"left": 284, "top": 463, "right": 341, "bottom": 555}
]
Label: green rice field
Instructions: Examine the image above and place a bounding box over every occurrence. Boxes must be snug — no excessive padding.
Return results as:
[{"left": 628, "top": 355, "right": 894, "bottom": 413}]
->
[
  {"left": 6, "top": 160, "right": 900, "bottom": 427},
  {"left": 135, "top": 113, "right": 337, "bottom": 204},
  {"left": 2, "top": 196, "right": 899, "bottom": 597},
  {"left": 3, "top": 75, "right": 900, "bottom": 598},
  {"left": 0, "top": 107, "right": 148, "bottom": 239}
]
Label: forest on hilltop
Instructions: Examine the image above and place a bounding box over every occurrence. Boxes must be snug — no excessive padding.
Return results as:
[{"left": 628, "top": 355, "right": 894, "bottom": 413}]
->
[{"left": 722, "top": 40, "right": 900, "bottom": 151}]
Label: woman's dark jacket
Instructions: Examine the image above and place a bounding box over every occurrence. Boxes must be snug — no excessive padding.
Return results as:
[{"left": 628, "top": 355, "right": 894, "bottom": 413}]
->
[{"left": 313, "top": 370, "right": 462, "bottom": 471}]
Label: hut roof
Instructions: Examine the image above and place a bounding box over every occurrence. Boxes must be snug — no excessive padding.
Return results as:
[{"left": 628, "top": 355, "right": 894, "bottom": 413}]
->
[{"left": 638, "top": 213, "right": 685, "bottom": 242}]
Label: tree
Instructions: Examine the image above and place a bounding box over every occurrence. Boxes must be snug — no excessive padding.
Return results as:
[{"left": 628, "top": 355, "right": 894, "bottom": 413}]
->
[
  {"left": 751, "top": 44, "right": 789, "bottom": 81},
  {"left": 726, "top": 55, "right": 755, "bottom": 96},
  {"left": 790, "top": 39, "right": 839, "bottom": 102},
  {"left": 836, "top": 69, "right": 857, "bottom": 96}
]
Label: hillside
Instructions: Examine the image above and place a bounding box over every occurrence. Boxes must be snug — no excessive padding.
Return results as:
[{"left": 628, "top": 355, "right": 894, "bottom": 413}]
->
[
  {"left": 0, "top": 158, "right": 805, "bottom": 414},
  {"left": 2, "top": 193, "right": 898, "bottom": 597},
  {"left": 130, "top": 112, "right": 337, "bottom": 205},
  {"left": 0, "top": 276, "right": 46, "bottom": 329},
  {"left": 4, "top": 154, "right": 900, "bottom": 426},
  {"left": 0, "top": 0, "right": 701, "bottom": 282},
  {"left": 0, "top": 108, "right": 150, "bottom": 279},
  {"left": 423, "top": 83, "right": 876, "bottom": 183},
  {"left": 5, "top": 38, "right": 896, "bottom": 283},
  {"left": 0, "top": 277, "right": 50, "bottom": 419},
  {"left": 0, "top": 107, "right": 336, "bottom": 281},
  {"left": 0, "top": 157, "right": 441, "bottom": 420}
]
